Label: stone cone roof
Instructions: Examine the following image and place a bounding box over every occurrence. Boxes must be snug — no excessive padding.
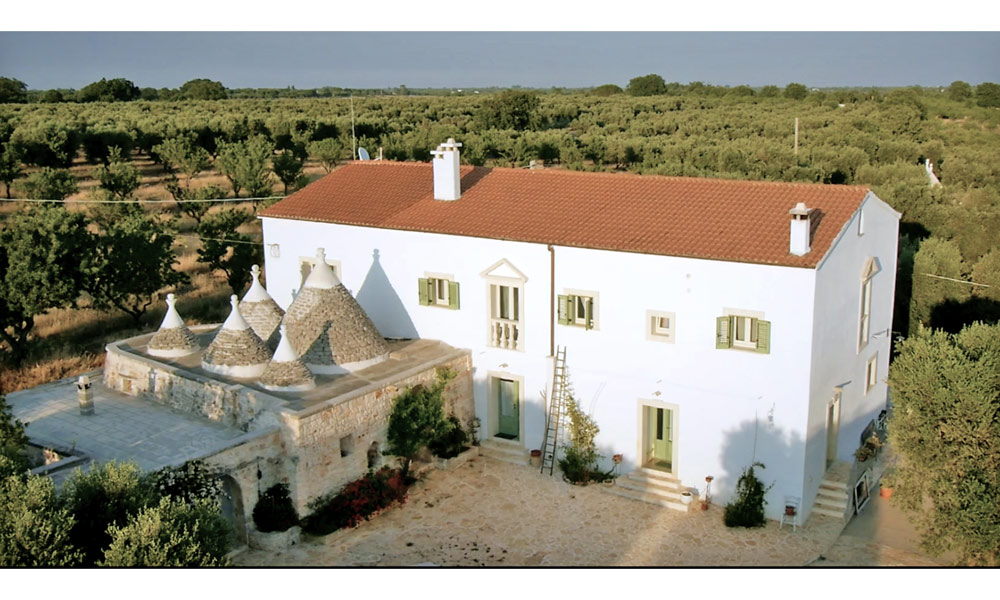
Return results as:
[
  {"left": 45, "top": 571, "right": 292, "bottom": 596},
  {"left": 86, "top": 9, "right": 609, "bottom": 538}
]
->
[
  {"left": 283, "top": 248, "right": 389, "bottom": 374},
  {"left": 148, "top": 293, "right": 200, "bottom": 358},
  {"left": 239, "top": 265, "right": 284, "bottom": 349},
  {"left": 259, "top": 325, "right": 316, "bottom": 392},
  {"left": 201, "top": 295, "right": 273, "bottom": 378}
]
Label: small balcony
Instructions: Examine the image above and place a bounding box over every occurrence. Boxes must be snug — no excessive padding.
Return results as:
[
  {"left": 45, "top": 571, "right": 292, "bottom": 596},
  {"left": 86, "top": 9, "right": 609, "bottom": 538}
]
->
[{"left": 489, "top": 318, "right": 522, "bottom": 351}]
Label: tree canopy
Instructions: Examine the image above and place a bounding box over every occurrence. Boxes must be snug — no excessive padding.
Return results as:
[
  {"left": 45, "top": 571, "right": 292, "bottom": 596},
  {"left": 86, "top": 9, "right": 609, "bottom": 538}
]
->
[
  {"left": 0, "top": 77, "right": 28, "bottom": 104},
  {"left": 626, "top": 74, "right": 667, "bottom": 97},
  {"left": 784, "top": 82, "right": 808, "bottom": 100},
  {"left": 975, "top": 82, "right": 1000, "bottom": 108},
  {"left": 476, "top": 91, "right": 541, "bottom": 131},
  {"left": 77, "top": 78, "right": 141, "bottom": 103},
  {"left": 178, "top": 78, "right": 227, "bottom": 101},
  {"left": 887, "top": 322, "right": 1000, "bottom": 565}
]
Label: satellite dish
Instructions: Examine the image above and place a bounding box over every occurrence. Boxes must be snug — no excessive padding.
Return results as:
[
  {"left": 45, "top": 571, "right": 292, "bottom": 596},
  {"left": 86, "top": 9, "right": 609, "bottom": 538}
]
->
[{"left": 358, "top": 147, "right": 370, "bottom": 161}]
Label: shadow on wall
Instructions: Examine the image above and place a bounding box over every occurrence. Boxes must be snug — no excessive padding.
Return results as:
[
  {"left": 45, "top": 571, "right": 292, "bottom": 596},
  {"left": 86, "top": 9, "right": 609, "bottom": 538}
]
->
[
  {"left": 356, "top": 249, "right": 419, "bottom": 340},
  {"left": 717, "top": 417, "right": 805, "bottom": 519}
]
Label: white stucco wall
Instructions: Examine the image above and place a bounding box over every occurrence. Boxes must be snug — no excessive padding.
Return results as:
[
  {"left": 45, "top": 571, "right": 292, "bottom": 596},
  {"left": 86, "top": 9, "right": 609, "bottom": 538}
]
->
[
  {"left": 261, "top": 216, "right": 833, "bottom": 518},
  {"left": 804, "top": 192, "right": 900, "bottom": 516}
]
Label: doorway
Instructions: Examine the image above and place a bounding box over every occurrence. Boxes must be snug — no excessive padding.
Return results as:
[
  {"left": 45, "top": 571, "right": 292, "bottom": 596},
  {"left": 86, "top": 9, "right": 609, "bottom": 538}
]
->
[
  {"left": 496, "top": 377, "right": 519, "bottom": 440},
  {"left": 642, "top": 404, "right": 676, "bottom": 473},
  {"left": 826, "top": 390, "right": 842, "bottom": 469}
]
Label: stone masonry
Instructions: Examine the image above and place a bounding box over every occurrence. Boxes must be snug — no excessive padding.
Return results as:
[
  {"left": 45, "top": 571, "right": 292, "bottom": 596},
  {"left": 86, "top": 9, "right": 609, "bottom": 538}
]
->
[
  {"left": 259, "top": 359, "right": 315, "bottom": 389},
  {"left": 284, "top": 285, "right": 389, "bottom": 367},
  {"left": 147, "top": 326, "right": 200, "bottom": 355},
  {"left": 202, "top": 327, "right": 273, "bottom": 370}
]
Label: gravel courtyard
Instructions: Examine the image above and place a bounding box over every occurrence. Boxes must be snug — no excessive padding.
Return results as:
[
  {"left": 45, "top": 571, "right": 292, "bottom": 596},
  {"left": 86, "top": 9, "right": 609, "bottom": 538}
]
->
[{"left": 234, "top": 455, "right": 851, "bottom": 567}]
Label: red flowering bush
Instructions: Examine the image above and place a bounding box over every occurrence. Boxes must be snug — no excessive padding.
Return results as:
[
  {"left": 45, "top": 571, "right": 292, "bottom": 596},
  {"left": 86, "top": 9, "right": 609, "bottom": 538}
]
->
[{"left": 301, "top": 467, "right": 408, "bottom": 535}]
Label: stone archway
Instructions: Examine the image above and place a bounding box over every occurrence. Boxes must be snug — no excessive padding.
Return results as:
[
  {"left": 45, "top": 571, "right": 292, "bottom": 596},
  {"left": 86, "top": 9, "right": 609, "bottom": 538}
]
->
[{"left": 219, "top": 475, "right": 248, "bottom": 546}]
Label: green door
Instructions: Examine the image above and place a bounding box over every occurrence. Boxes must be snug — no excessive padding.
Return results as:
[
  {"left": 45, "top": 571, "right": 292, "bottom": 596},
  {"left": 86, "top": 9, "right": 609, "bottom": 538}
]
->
[
  {"left": 497, "top": 378, "right": 519, "bottom": 439},
  {"left": 649, "top": 407, "right": 673, "bottom": 471}
]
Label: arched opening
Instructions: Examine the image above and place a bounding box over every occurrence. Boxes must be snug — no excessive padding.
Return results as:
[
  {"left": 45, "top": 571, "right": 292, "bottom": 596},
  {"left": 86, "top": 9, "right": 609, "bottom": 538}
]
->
[{"left": 218, "top": 475, "right": 248, "bottom": 546}]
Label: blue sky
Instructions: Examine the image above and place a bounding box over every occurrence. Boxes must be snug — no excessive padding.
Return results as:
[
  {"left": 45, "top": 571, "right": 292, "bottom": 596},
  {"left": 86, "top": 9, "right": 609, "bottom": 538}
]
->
[{"left": 1, "top": 31, "right": 998, "bottom": 90}]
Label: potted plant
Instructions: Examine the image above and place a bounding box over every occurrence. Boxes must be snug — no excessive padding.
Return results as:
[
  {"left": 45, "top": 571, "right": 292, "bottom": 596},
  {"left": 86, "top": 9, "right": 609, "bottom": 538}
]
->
[
  {"left": 879, "top": 472, "right": 895, "bottom": 499},
  {"left": 249, "top": 483, "right": 301, "bottom": 550},
  {"left": 681, "top": 491, "right": 693, "bottom": 505}
]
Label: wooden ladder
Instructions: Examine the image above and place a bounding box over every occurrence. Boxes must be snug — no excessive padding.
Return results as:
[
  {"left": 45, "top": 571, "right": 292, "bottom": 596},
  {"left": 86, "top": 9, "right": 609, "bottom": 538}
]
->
[{"left": 540, "top": 346, "right": 568, "bottom": 475}]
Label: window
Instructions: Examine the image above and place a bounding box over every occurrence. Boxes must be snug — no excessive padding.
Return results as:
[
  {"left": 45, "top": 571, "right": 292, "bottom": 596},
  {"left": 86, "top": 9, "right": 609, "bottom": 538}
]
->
[
  {"left": 481, "top": 259, "right": 527, "bottom": 351},
  {"left": 492, "top": 284, "right": 519, "bottom": 320},
  {"left": 418, "top": 276, "right": 459, "bottom": 309},
  {"left": 646, "top": 310, "right": 676, "bottom": 343},
  {"left": 339, "top": 435, "right": 354, "bottom": 458},
  {"left": 558, "top": 291, "right": 598, "bottom": 330},
  {"left": 859, "top": 258, "right": 879, "bottom": 351},
  {"left": 858, "top": 207, "right": 865, "bottom": 236},
  {"left": 865, "top": 354, "right": 878, "bottom": 394},
  {"left": 716, "top": 311, "right": 770, "bottom": 354}
]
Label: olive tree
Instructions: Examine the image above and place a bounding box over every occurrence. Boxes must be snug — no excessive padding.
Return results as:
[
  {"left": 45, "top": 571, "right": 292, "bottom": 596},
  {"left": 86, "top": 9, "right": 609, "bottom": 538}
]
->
[
  {"left": 887, "top": 323, "right": 1000, "bottom": 565},
  {"left": 196, "top": 208, "right": 263, "bottom": 295}
]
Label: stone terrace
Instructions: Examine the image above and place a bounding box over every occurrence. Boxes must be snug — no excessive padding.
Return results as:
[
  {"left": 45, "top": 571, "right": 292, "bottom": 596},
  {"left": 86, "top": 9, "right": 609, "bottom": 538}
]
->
[{"left": 7, "top": 374, "right": 258, "bottom": 486}]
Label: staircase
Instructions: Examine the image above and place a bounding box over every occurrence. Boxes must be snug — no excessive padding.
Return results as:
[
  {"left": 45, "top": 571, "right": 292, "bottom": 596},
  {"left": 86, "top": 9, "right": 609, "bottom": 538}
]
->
[
  {"left": 479, "top": 437, "right": 530, "bottom": 466},
  {"left": 603, "top": 468, "right": 691, "bottom": 512},
  {"left": 811, "top": 461, "right": 852, "bottom": 521},
  {"left": 539, "top": 346, "right": 569, "bottom": 475}
]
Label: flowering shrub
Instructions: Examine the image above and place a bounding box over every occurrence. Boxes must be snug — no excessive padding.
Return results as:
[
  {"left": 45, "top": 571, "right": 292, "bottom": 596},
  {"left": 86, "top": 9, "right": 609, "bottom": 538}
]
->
[
  {"left": 302, "top": 467, "right": 408, "bottom": 536},
  {"left": 150, "top": 460, "right": 222, "bottom": 505}
]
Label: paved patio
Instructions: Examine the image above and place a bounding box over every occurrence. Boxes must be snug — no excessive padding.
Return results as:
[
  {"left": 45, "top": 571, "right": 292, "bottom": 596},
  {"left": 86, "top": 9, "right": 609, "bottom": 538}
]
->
[
  {"left": 7, "top": 373, "right": 257, "bottom": 484},
  {"left": 234, "top": 455, "right": 848, "bottom": 567}
]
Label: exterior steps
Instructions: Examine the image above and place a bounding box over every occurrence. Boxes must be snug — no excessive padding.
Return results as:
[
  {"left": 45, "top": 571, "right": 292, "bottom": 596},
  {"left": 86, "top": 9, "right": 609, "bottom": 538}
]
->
[
  {"left": 603, "top": 468, "right": 690, "bottom": 512},
  {"left": 479, "top": 438, "right": 529, "bottom": 467},
  {"left": 811, "top": 472, "right": 851, "bottom": 521}
]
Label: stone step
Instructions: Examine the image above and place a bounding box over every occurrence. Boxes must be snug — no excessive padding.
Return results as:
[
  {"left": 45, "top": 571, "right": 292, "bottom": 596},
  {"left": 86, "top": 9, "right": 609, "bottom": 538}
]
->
[
  {"left": 814, "top": 496, "right": 849, "bottom": 511},
  {"left": 816, "top": 487, "right": 848, "bottom": 501},
  {"left": 603, "top": 482, "right": 691, "bottom": 512},
  {"left": 479, "top": 440, "right": 529, "bottom": 466},
  {"left": 634, "top": 467, "right": 684, "bottom": 485},
  {"left": 619, "top": 476, "right": 685, "bottom": 500},
  {"left": 811, "top": 506, "right": 847, "bottom": 520},
  {"left": 820, "top": 478, "right": 849, "bottom": 491}
]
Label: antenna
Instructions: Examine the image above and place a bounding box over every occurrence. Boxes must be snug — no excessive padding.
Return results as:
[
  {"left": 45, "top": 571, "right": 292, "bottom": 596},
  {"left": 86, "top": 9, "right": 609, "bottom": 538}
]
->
[
  {"left": 358, "top": 147, "right": 370, "bottom": 161},
  {"left": 350, "top": 94, "right": 357, "bottom": 160}
]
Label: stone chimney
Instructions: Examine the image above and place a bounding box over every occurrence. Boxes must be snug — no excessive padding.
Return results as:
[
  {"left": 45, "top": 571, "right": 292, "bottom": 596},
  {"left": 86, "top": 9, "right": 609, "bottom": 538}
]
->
[
  {"left": 430, "top": 138, "right": 462, "bottom": 201},
  {"left": 788, "top": 202, "right": 813, "bottom": 256}
]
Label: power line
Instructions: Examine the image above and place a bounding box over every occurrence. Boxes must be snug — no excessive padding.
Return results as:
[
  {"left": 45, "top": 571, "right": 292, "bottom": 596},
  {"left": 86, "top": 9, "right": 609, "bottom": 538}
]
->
[
  {"left": 922, "top": 273, "right": 991, "bottom": 288},
  {"left": 176, "top": 233, "right": 262, "bottom": 246},
  {"left": 0, "top": 196, "right": 284, "bottom": 204}
]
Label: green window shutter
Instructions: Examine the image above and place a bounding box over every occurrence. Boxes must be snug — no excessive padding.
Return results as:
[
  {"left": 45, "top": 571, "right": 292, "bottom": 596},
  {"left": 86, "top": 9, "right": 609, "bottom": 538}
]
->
[
  {"left": 558, "top": 294, "right": 570, "bottom": 325},
  {"left": 755, "top": 320, "right": 771, "bottom": 354},
  {"left": 448, "top": 281, "right": 460, "bottom": 309},
  {"left": 716, "top": 316, "right": 732, "bottom": 349},
  {"left": 585, "top": 297, "right": 594, "bottom": 330},
  {"left": 418, "top": 278, "right": 429, "bottom": 305},
  {"left": 512, "top": 379, "right": 519, "bottom": 408}
]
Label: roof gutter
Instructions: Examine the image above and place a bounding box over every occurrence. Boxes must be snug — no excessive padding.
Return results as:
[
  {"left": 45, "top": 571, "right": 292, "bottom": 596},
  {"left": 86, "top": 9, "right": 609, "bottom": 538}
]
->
[{"left": 548, "top": 244, "right": 555, "bottom": 358}]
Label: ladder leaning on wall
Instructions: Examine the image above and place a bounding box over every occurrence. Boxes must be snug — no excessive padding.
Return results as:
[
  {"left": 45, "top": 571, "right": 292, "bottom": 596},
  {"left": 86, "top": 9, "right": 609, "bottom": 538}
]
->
[{"left": 540, "top": 346, "right": 568, "bottom": 476}]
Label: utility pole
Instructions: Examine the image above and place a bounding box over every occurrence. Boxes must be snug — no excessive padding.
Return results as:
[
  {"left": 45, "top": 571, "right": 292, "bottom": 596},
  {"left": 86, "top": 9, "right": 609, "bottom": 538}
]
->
[
  {"left": 794, "top": 117, "right": 799, "bottom": 155},
  {"left": 350, "top": 95, "right": 357, "bottom": 160}
]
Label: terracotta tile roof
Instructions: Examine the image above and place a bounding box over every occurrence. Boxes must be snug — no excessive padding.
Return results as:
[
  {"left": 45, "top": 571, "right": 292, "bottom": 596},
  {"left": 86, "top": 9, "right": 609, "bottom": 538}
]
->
[{"left": 259, "top": 162, "right": 872, "bottom": 268}]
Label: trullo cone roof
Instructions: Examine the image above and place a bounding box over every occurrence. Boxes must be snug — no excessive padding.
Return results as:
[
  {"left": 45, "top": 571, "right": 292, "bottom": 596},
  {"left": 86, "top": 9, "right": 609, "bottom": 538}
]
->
[
  {"left": 201, "top": 295, "right": 273, "bottom": 378},
  {"left": 147, "top": 293, "right": 200, "bottom": 358},
  {"left": 259, "top": 325, "right": 316, "bottom": 392},
  {"left": 239, "top": 264, "right": 284, "bottom": 349},
  {"left": 283, "top": 248, "right": 389, "bottom": 374}
]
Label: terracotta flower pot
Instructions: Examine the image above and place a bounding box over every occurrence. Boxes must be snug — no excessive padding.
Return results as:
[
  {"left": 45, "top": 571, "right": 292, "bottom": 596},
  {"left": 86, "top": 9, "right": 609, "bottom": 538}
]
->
[{"left": 880, "top": 486, "right": 893, "bottom": 499}]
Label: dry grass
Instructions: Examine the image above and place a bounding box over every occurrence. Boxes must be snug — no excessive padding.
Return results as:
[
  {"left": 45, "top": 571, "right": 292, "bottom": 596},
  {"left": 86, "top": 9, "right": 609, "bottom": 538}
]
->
[{"left": 1, "top": 148, "right": 285, "bottom": 394}]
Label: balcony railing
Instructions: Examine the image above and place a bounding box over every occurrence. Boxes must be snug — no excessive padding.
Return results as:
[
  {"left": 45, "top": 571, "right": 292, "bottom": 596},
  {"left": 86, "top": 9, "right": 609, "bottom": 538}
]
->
[{"left": 489, "top": 318, "right": 522, "bottom": 351}]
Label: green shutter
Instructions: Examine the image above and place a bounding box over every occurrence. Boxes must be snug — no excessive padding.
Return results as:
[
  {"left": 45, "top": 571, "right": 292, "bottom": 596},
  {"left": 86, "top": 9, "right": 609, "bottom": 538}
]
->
[
  {"left": 418, "top": 278, "right": 429, "bottom": 305},
  {"left": 585, "top": 297, "right": 594, "bottom": 330},
  {"left": 448, "top": 281, "right": 460, "bottom": 309},
  {"left": 512, "top": 379, "right": 519, "bottom": 408},
  {"left": 558, "top": 294, "right": 570, "bottom": 325},
  {"left": 716, "top": 316, "right": 732, "bottom": 349},
  {"left": 755, "top": 320, "right": 771, "bottom": 354}
]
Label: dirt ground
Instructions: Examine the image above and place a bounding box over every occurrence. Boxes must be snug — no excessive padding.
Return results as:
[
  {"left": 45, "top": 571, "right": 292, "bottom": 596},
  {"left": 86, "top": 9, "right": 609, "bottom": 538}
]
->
[{"left": 234, "top": 455, "right": 856, "bottom": 567}]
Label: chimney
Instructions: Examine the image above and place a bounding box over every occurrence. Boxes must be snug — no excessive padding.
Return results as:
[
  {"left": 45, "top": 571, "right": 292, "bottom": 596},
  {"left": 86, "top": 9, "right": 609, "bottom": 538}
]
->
[
  {"left": 788, "top": 202, "right": 813, "bottom": 256},
  {"left": 430, "top": 138, "right": 462, "bottom": 201}
]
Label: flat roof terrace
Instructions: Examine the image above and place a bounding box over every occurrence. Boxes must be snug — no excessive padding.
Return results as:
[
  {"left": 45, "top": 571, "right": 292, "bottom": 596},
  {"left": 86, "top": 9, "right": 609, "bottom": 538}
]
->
[{"left": 111, "top": 326, "right": 468, "bottom": 413}]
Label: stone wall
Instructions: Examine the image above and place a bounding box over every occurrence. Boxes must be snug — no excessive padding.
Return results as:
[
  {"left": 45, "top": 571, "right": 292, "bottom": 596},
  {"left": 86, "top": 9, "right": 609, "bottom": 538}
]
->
[
  {"left": 286, "top": 352, "right": 473, "bottom": 514},
  {"left": 104, "top": 332, "right": 286, "bottom": 432}
]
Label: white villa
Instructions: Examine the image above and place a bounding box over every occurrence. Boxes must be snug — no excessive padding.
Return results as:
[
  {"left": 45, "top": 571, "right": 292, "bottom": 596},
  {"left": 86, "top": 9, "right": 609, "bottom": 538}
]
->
[{"left": 258, "top": 139, "right": 900, "bottom": 522}]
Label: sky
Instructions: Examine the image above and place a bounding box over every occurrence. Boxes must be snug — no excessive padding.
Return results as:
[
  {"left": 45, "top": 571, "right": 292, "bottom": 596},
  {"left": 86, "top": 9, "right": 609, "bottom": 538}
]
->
[{"left": 2, "top": 2, "right": 999, "bottom": 91}]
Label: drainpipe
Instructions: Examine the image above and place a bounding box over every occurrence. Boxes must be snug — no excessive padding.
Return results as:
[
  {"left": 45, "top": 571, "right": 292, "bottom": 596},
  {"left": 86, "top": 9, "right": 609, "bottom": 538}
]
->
[{"left": 548, "top": 244, "right": 555, "bottom": 358}]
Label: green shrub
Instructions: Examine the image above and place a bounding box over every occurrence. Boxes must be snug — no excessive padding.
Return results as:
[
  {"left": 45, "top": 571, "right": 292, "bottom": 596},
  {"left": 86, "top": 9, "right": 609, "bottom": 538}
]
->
[
  {"left": 386, "top": 368, "right": 455, "bottom": 476},
  {"left": 0, "top": 396, "right": 29, "bottom": 475},
  {"left": 62, "top": 460, "right": 155, "bottom": 565},
  {"left": 101, "top": 496, "right": 231, "bottom": 567},
  {"left": 556, "top": 373, "right": 614, "bottom": 484},
  {"left": 428, "top": 414, "right": 469, "bottom": 459},
  {"left": 723, "top": 462, "right": 773, "bottom": 528},
  {"left": 149, "top": 459, "right": 222, "bottom": 505},
  {"left": 301, "top": 467, "right": 408, "bottom": 536},
  {"left": 252, "top": 483, "right": 298, "bottom": 533},
  {"left": 0, "top": 472, "right": 82, "bottom": 566}
]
